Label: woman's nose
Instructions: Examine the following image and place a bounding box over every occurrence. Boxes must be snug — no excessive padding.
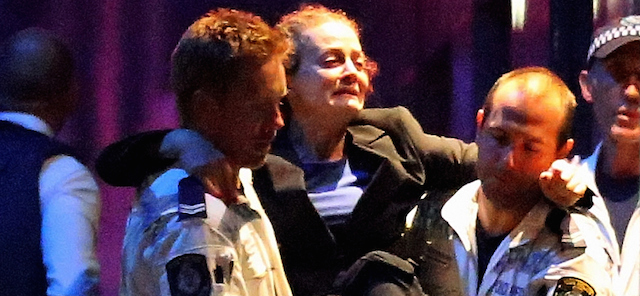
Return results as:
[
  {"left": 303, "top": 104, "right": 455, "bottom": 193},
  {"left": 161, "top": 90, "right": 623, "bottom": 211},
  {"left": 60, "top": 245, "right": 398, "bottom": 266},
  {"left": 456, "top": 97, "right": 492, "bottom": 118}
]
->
[{"left": 272, "top": 105, "right": 285, "bottom": 129}]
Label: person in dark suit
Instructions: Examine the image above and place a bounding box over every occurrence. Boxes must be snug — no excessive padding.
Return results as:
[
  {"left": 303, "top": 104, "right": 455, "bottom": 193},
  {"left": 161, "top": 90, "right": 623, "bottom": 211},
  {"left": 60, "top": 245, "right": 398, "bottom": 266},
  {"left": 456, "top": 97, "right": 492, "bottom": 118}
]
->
[{"left": 0, "top": 28, "right": 100, "bottom": 295}]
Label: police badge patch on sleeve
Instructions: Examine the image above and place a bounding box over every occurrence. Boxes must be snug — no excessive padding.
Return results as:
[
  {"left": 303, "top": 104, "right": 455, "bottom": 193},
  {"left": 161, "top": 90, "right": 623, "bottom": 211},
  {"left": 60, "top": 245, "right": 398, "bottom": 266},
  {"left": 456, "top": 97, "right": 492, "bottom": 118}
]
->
[
  {"left": 166, "top": 254, "right": 212, "bottom": 296},
  {"left": 552, "top": 277, "right": 596, "bottom": 296}
]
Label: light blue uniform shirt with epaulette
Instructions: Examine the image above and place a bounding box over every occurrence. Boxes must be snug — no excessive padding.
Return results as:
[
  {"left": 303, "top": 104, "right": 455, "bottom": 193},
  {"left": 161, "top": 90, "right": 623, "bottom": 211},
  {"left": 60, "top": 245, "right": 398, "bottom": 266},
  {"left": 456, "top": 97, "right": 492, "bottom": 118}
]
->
[
  {"left": 120, "top": 168, "right": 291, "bottom": 296},
  {"left": 442, "top": 180, "right": 615, "bottom": 296}
]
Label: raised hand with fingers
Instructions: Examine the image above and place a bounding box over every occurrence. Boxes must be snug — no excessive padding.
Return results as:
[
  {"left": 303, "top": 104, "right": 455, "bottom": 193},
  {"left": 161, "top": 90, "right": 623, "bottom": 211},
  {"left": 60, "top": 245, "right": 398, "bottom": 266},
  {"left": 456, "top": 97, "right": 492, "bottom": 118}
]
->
[{"left": 539, "top": 155, "right": 588, "bottom": 208}]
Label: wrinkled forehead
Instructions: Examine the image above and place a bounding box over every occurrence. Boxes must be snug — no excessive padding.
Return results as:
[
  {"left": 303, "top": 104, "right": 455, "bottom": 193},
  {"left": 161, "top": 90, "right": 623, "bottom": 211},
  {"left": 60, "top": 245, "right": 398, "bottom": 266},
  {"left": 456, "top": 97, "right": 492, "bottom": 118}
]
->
[
  {"left": 300, "top": 21, "right": 362, "bottom": 52},
  {"left": 489, "top": 80, "right": 565, "bottom": 127}
]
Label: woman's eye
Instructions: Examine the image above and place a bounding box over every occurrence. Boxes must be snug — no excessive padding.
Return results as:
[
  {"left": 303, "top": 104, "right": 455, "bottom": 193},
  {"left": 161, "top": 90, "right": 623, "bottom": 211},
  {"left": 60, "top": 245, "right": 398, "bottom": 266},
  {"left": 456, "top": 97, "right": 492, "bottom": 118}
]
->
[
  {"left": 322, "top": 59, "right": 340, "bottom": 68},
  {"left": 320, "top": 53, "right": 345, "bottom": 68}
]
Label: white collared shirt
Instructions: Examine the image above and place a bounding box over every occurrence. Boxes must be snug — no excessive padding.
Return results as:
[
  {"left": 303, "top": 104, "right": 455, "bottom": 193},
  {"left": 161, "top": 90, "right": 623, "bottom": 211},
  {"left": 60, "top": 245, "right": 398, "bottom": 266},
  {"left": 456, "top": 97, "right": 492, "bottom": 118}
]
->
[
  {"left": 121, "top": 167, "right": 291, "bottom": 296},
  {"left": 583, "top": 144, "right": 640, "bottom": 296},
  {"left": 442, "top": 180, "right": 614, "bottom": 296},
  {"left": 0, "top": 112, "right": 101, "bottom": 295}
]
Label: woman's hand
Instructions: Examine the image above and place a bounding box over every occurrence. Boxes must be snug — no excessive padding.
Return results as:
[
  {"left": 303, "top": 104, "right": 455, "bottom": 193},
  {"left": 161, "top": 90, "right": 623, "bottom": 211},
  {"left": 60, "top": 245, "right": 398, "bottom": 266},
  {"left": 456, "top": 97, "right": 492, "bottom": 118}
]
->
[{"left": 539, "top": 156, "right": 588, "bottom": 208}]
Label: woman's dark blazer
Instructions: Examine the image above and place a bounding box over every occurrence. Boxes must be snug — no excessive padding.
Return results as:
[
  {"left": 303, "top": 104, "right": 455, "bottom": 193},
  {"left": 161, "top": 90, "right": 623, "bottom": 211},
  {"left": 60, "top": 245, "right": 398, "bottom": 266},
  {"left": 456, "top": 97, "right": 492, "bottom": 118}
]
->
[{"left": 253, "top": 107, "right": 477, "bottom": 295}]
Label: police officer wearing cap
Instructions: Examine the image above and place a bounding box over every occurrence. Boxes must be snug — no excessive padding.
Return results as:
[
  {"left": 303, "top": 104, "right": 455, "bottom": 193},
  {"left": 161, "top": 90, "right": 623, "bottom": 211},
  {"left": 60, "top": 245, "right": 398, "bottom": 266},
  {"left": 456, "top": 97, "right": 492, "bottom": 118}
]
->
[{"left": 578, "top": 15, "right": 640, "bottom": 296}]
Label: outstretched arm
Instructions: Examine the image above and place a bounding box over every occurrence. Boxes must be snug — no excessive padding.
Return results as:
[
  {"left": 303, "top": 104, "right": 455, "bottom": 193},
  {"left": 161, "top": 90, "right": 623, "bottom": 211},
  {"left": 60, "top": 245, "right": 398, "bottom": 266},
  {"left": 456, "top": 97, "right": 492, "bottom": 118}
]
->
[
  {"left": 354, "top": 106, "right": 478, "bottom": 190},
  {"left": 41, "top": 156, "right": 100, "bottom": 295},
  {"left": 95, "top": 129, "right": 175, "bottom": 187},
  {"left": 96, "top": 128, "right": 238, "bottom": 203},
  {"left": 356, "top": 107, "right": 589, "bottom": 205}
]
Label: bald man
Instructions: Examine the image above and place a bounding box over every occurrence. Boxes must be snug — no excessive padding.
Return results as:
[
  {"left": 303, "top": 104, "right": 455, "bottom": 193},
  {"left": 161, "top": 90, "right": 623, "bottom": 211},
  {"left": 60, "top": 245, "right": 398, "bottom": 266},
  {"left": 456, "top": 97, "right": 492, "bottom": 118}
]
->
[
  {"left": 0, "top": 28, "right": 100, "bottom": 295},
  {"left": 385, "top": 67, "right": 614, "bottom": 296}
]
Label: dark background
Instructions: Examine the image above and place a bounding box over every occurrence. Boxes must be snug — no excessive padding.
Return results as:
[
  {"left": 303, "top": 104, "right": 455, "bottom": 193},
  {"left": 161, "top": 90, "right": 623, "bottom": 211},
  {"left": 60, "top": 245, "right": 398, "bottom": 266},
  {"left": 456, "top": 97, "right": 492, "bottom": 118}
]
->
[{"left": 1, "top": 0, "right": 638, "bottom": 294}]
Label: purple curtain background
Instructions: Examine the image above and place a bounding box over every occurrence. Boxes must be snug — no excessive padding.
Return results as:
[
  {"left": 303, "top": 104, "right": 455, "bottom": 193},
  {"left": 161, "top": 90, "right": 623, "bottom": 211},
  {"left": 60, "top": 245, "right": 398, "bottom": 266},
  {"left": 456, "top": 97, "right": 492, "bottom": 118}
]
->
[{"left": 0, "top": 0, "right": 630, "bottom": 294}]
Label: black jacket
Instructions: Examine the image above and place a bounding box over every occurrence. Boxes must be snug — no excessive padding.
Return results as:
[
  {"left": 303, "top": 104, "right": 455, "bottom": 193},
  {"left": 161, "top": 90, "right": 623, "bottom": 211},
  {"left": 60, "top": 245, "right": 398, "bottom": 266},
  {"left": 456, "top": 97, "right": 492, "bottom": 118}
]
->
[{"left": 255, "top": 107, "right": 477, "bottom": 295}]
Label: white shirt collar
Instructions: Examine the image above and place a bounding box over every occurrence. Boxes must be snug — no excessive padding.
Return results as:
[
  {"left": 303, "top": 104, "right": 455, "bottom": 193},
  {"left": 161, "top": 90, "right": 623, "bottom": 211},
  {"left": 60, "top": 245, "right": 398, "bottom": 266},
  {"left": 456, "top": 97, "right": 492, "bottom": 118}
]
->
[
  {"left": 442, "top": 180, "right": 481, "bottom": 251},
  {"left": 442, "top": 180, "right": 552, "bottom": 251},
  {"left": 0, "top": 112, "right": 54, "bottom": 137}
]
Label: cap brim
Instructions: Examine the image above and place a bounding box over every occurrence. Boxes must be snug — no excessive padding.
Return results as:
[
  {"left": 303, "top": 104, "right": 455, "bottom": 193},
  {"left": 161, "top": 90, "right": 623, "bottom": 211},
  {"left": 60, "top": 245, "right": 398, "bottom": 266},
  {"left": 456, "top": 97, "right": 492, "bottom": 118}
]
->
[{"left": 593, "top": 35, "right": 640, "bottom": 59}]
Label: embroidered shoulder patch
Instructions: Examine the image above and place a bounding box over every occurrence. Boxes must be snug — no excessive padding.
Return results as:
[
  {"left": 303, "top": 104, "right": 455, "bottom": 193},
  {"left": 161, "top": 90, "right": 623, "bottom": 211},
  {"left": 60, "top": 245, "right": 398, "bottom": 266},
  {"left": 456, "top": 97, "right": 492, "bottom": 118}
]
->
[
  {"left": 552, "top": 277, "right": 596, "bottom": 296},
  {"left": 166, "top": 254, "right": 211, "bottom": 296}
]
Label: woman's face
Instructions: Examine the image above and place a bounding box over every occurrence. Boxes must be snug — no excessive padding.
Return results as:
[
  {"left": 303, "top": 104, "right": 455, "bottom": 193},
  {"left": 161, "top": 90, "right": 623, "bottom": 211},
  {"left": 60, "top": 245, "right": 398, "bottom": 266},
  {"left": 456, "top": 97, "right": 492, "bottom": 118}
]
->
[{"left": 289, "top": 21, "right": 370, "bottom": 118}]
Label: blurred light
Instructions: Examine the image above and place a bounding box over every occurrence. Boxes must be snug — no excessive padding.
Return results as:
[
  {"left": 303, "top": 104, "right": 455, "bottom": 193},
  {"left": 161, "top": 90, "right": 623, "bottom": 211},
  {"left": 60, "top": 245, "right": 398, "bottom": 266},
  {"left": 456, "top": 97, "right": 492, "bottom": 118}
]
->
[
  {"left": 593, "top": 0, "right": 599, "bottom": 20},
  {"left": 512, "top": 0, "right": 527, "bottom": 31}
]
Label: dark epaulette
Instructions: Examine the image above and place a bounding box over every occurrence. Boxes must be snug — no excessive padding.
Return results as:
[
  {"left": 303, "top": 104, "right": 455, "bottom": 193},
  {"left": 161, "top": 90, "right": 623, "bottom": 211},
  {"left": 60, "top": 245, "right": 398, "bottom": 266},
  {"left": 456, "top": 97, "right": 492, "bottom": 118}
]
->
[
  {"left": 545, "top": 190, "right": 595, "bottom": 249},
  {"left": 178, "top": 176, "right": 207, "bottom": 221}
]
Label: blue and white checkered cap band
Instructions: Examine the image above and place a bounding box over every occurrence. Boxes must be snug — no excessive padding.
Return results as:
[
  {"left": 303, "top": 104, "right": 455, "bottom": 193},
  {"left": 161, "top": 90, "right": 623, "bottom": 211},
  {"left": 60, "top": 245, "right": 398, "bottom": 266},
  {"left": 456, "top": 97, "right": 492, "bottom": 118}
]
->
[{"left": 587, "top": 15, "right": 640, "bottom": 62}]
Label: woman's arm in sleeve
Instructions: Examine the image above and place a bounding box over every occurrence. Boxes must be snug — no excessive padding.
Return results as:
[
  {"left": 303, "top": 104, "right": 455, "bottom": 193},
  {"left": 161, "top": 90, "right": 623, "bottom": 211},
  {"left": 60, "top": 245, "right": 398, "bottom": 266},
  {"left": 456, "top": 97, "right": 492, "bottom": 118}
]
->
[{"left": 95, "top": 129, "right": 175, "bottom": 187}]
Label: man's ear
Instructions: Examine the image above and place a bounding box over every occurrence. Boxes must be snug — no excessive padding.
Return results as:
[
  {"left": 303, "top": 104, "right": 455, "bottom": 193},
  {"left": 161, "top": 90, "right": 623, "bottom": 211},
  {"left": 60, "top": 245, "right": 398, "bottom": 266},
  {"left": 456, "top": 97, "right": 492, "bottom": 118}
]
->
[
  {"left": 475, "top": 109, "right": 485, "bottom": 140},
  {"left": 578, "top": 70, "right": 594, "bottom": 104},
  {"left": 557, "top": 138, "right": 574, "bottom": 159},
  {"left": 476, "top": 109, "right": 485, "bottom": 129}
]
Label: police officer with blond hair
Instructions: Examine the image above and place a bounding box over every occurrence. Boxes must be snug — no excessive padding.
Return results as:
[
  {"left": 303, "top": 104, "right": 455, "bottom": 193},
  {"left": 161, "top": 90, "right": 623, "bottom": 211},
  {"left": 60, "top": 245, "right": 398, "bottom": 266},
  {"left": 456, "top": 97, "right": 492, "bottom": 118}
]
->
[{"left": 118, "top": 8, "right": 292, "bottom": 296}]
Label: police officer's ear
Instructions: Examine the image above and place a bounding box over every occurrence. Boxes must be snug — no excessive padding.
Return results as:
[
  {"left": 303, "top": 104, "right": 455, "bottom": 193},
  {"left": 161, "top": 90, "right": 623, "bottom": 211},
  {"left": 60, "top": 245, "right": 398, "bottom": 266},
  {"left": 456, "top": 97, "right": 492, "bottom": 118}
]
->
[
  {"left": 578, "top": 70, "right": 594, "bottom": 104},
  {"left": 475, "top": 109, "right": 485, "bottom": 130}
]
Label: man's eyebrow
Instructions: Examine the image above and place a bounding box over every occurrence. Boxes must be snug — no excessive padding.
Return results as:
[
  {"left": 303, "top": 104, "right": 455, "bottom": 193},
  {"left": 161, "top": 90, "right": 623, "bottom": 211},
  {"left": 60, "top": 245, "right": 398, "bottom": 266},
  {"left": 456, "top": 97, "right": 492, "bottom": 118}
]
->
[{"left": 526, "top": 135, "right": 545, "bottom": 144}]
